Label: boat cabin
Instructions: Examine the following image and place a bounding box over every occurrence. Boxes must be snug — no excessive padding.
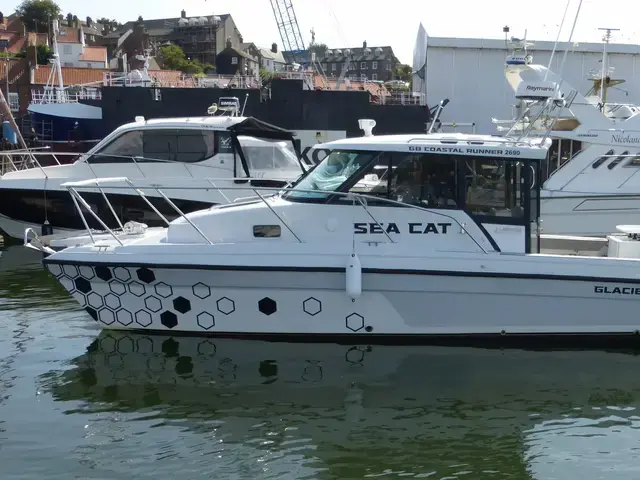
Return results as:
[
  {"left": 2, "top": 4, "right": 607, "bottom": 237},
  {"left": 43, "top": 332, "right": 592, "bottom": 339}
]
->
[{"left": 282, "top": 128, "right": 550, "bottom": 254}]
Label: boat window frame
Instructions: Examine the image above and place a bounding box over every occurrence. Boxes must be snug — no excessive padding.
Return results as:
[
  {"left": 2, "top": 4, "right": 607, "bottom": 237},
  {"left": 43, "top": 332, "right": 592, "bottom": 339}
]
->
[
  {"left": 283, "top": 148, "right": 536, "bottom": 229},
  {"left": 85, "top": 127, "right": 221, "bottom": 164}
]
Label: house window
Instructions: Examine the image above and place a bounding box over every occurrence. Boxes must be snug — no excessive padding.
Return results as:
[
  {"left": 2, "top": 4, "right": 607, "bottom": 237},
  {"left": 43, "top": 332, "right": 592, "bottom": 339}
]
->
[
  {"left": 63, "top": 44, "right": 72, "bottom": 54},
  {"left": 386, "top": 63, "right": 392, "bottom": 71},
  {"left": 8, "top": 93, "right": 19, "bottom": 112},
  {"left": 349, "top": 74, "right": 356, "bottom": 81},
  {"left": 232, "top": 57, "right": 238, "bottom": 65},
  {"left": 360, "top": 62, "right": 367, "bottom": 69},
  {"left": 360, "top": 74, "right": 367, "bottom": 82},
  {"left": 372, "top": 61, "right": 378, "bottom": 69},
  {"left": 372, "top": 74, "right": 378, "bottom": 81},
  {"left": 332, "top": 63, "right": 336, "bottom": 71}
]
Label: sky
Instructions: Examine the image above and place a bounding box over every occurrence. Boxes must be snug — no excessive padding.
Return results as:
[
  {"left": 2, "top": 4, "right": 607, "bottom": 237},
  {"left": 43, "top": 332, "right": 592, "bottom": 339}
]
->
[{"left": 6, "top": 0, "right": 640, "bottom": 64}]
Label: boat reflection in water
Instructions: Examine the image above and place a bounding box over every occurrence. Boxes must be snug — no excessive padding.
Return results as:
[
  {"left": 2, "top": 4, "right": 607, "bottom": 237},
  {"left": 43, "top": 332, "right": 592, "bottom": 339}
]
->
[{"left": 43, "top": 332, "right": 640, "bottom": 478}]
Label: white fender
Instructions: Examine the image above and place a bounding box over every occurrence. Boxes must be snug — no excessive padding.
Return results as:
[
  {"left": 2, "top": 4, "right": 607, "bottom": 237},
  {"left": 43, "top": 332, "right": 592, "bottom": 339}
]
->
[{"left": 346, "top": 253, "right": 362, "bottom": 299}]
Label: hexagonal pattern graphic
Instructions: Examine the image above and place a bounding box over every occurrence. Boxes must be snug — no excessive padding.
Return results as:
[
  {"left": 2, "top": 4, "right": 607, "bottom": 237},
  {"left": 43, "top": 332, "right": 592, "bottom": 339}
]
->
[
  {"left": 136, "top": 267, "right": 156, "bottom": 284},
  {"left": 87, "top": 292, "right": 104, "bottom": 309},
  {"left": 74, "top": 277, "right": 91, "bottom": 294},
  {"left": 85, "top": 307, "right": 99, "bottom": 321},
  {"left": 154, "top": 282, "right": 173, "bottom": 299},
  {"left": 128, "top": 281, "right": 146, "bottom": 297},
  {"left": 135, "top": 309, "right": 152, "bottom": 327},
  {"left": 62, "top": 264, "right": 78, "bottom": 278},
  {"left": 59, "top": 276, "right": 76, "bottom": 293},
  {"left": 116, "top": 309, "right": 133, "bottom": 326},
  {"left": 47, "top": 264, "right": 63, "bottom": 277},
  {"left": 79, "top": 266, "right": 95, "bottom": 280},
  {"left": 192, "top": 282, "right": 211, "bottom": 299},
  {"left": 216, "top": 297, "right": 235, "bottom": 315},
  {"left": 173, "top": 296, "right": 191, "bottom": 314},
  {"left": 98, "top": 308, "right": 116, "bottom": 325},
  {"left": 346, "top": 313, "right": 364, "bottom": 332},
  {"left": 258, "top": 297, "right": 277, "bottom": 316},
  {"left": 109, "top": 280, "right": 126, "bottom": 296},
  {"left": 113, "top": 267, "right": 131, "bottom": 282},
  {"left": 197, "top": 312, "right": 215, "bottom": 330},
  {"left": 303, "top": 297, "right": 322, "bottom": 316},
  {"left": 144, "top": 296, "right": 162, "bottom": 313},
  {"left": 160, "top": 311, "right": 178, "bottom": 329},
  {"left": 95, "top": 266, "right": 113, "bottom": 281},
  {"left": 104, "top": 293, "right": 121, "bottom": 311}
]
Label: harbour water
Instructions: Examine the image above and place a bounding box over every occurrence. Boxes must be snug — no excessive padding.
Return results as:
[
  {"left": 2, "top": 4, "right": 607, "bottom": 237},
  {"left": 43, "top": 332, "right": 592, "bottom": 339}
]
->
[{"left": 2, "top": 245, "right": 640, "bottom": 479}]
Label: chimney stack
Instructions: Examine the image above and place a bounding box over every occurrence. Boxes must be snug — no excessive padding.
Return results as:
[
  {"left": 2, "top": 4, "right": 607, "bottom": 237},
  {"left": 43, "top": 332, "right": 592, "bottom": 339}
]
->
[
  {"left": 363, "top": 40, "right": 367, "bottom": 49},
  {"left": 271, "top": 42, "right": 277, "bottom": 53},
  {"left": 0, "top": 12, "right": 4, "bottom": 24},
  {"left": 86, "top": 16, "right": 92, "bottom": 27},
  {"left": 226, "top": 37, "right": 232, "bottom": 49},
  {"left": 181, "top": 9, "right": 186, "bottom": 18}
]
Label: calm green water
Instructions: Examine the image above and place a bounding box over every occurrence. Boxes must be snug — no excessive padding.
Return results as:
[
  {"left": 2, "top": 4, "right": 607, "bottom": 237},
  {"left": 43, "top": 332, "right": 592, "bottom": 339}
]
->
[{"left": 2, "top": 246, "right": 640, "bottom": 479}]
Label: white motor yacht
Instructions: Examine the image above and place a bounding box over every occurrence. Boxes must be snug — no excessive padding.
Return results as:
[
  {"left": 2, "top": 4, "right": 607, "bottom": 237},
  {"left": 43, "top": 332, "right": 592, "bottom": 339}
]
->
[
  {"left": 0, "top": 107, "right": 308, "bottom": 240},
  {"left": 33, "top": 118, "right": 640, "bottom": 341}
]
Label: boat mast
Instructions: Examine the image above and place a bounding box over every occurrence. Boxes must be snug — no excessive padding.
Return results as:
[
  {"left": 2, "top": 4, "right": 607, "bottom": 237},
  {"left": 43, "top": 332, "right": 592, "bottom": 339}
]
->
[
  {"left": 50, "top": 19, "right": 65, "bottom": 102},
  {"left": 597, "top": 27, "right": 619, "bottom": 108}
]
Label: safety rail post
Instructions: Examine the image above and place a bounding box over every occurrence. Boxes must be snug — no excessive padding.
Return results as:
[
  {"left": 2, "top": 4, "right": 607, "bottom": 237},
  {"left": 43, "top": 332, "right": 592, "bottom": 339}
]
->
[{"left": 67, "top": 187, "right": 124, "bottom": 246}]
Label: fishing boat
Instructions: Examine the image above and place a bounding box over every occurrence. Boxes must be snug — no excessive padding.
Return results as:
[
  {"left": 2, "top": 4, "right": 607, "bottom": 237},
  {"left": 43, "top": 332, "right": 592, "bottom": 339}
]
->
[{"left": 31, "top": 106, "right": 640, "bottom": 340}]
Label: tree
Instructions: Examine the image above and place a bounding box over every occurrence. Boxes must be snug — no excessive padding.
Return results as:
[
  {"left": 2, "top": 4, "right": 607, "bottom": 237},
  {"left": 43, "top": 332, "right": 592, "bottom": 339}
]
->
[
  {"left": 159, "top": 44, "right": 187, "bottom": 70},
  {"left": 393, "top": 64, "right": 412, "bottom": 82},
  {"left": 308, "top": 42, "right": 328, "bottom": 60},
  {"left": 15, "top": 0, "right": 61, "bottom": 33},
  {"left": 35, "top": 44, "right": 53, "bottom": 64}
]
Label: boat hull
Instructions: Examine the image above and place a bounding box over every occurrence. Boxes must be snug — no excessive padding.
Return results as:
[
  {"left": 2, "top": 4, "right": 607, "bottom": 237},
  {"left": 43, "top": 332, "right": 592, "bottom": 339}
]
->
[
  {"left": 42, "top": 261, "right": 640, "bottom": 340},
  {"left": 28, "top": 102, "right": 104, "bottom": 144}
]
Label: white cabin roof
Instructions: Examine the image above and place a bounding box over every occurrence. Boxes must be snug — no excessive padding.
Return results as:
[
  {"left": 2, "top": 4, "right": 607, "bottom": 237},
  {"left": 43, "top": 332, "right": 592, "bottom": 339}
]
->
[
  {"left": 319, "top": 133, "right": 551, "bottom": 158},
  {"left": 117, "top": 116, "right": 247, "bottom": 132}
]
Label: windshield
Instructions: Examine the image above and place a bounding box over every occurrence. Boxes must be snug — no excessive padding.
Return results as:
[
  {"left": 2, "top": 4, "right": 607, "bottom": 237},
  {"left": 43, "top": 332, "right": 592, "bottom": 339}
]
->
[
  {"left": 237, "top": 135, "right": 302, "bottom": 175},
  {"left": 283, "top": 149, "right": 378, "bottom": 199}
]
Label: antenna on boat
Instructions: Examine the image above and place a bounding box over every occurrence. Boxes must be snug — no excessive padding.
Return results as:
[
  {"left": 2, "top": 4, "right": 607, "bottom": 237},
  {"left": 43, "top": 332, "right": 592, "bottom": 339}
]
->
[
  {"left": 427, "top": 98, "right": 450, "bottom": 133},
  {"left": 544, "top": 0, "right": 572, "bottom": 81},
  {"left": 597, "top": 27, "right": 619, "bottom": 107}
]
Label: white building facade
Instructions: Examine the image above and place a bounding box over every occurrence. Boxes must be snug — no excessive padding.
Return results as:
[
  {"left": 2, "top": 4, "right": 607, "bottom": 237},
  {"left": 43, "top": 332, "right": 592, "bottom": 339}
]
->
[{"left": 423, "top": 36, "right": 640, "bottom": 134}]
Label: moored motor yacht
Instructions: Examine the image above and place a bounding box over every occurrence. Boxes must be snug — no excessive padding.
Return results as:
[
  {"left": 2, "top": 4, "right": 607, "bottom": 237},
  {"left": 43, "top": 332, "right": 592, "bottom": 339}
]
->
[
  {"left": 36, "top": 119, "right": 640, "bottom": 341},
  {"left": 0, "top": 107, "right": 308, "bottom": 240}
]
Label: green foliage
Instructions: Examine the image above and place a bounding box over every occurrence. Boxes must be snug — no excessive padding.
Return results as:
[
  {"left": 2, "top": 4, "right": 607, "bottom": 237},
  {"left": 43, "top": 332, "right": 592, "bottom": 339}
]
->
[
  {"left": 308, "top": 42, "right": 328, "bottom": 59},
  {"left": 0, "top": 51, "right": 10, "bottom": 58},
  {"left": 202, "top": 63, "right": 215, "bottom": 73},
  {"left": 35, "top": 44, "right": 53, "bottom": 64},
  {"left": 16, "top": 0, "right": 61, "bottom": 32},
  {"left": 158, "top": 44, "right": 205, "bottom": 75}
]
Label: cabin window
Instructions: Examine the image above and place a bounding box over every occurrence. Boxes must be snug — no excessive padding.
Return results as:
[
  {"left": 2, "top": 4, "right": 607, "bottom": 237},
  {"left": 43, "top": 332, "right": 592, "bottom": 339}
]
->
[
  {"left": 462, "top": 156, "right": 524, "bottom": 218},
  {"left": 608, "top": 151, "right": 629, "bottom": 169},
  {"left": 89, "top": 130, "right": 143, "bottom": 163},
  {"left": 285, "top": 150, "right": 379, "bottom": 199},
  {"left": 592, "top": 149, "right": 614, "bottom": 169},
  {"left": 88, "top": 129, "right": 216, "bottom": 164},
  {"left": 237, "top": 136, "right": 301, "bottom": 174},
  {"left": 253, "top": 225, "right": 281, "bottom": 238}
]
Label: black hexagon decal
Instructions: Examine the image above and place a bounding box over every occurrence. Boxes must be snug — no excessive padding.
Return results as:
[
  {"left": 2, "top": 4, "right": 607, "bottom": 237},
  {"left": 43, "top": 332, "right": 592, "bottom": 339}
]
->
[
  {"left": 144, "top": 296, "right": 162, "bottom": 313},
  {"left": 154, "top": 282, "right": 173, "bottom": 298},
  {"left": 98, "top": 308, "right": 116, "bottom": 325},
  {"left": 62, "top": 264, "right": 79, "bottom": 278},
  {"left": 192, "top": 282, "right": 211, "bottom": 299},
  {"left": 173, "top": 296, "right": 191, "bottom": 314},
  {"left": 258, "top": 297, "right": 277, "bottom": 316},
  {"left": 160, "top": 311, "right": 178, "bottom": 329},
  {"left": 197, "top": 312, "right": 215, "bottom": 330},
  {"left": 109, "top": 280, "right": 126, "bottom": 296},
  {"left": 113, "top": 267, "right": 131, "bottom": 282},
  {"left": 128, "top": 281, "right": 146, "bottom": 297},
  {"left": 104, "top": 293, "right": 121, "bottom": 310},
  {"left": 85, "top": 307, "right": 98, "bottom": 321},
  {"left": 116, "top": 309, "right": 133, "bottom": 326},
  {"left": 216, "top": 297, "right": 235, "bottom": 315},
  {"left": 346, "top": 313, "right": 364, "bottom": 332},
  {"left": 79, "top": 266, "right": 95, "bottom": 280},
  {"left": 303, "top": 297, "right": 321, "bottom": 316},
  {"left": 95, "top": 266, "right": 113, "bottom": 281},
  {"left": 136, "top": 267, "right": 156, "bottom": 284},
  {"left": 74, "top": 277, "right": 92, "bottom": 294},
  {"left": 135, "top": 309, "right": 152, "bottom": 327}
]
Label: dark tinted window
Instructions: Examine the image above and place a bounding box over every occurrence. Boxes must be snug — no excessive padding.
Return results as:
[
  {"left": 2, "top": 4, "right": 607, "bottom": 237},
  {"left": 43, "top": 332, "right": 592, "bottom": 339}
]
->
[{"left": 88, "top": 129, "right": 217, "bottom": 163}]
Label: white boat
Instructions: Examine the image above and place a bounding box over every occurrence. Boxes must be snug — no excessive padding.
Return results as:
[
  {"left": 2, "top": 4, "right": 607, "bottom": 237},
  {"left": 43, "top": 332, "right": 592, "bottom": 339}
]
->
[
  {"left": 495, "top": 34, "right": 640, "bottom": 239},
  {"left": 0, "top": 108, "right": 308, "bottom": 240},
  {"left": 33, "top": 119, "right": 640, "bottom": 341}
]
